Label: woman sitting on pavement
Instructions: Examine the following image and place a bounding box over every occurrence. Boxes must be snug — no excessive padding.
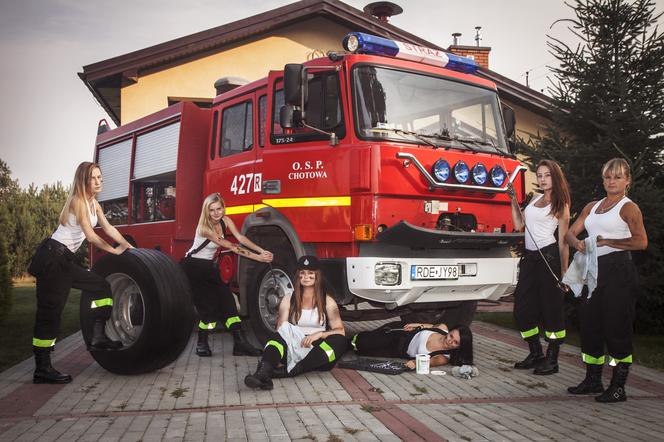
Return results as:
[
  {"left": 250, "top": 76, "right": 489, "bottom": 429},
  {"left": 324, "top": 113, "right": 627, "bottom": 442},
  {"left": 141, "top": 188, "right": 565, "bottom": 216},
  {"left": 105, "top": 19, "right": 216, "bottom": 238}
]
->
[
  {"left": 245, "top": 256, "right": 348, "bottom": 390},
  {"left": 349, "top": 321, "right": 473, "bottom": 369}
]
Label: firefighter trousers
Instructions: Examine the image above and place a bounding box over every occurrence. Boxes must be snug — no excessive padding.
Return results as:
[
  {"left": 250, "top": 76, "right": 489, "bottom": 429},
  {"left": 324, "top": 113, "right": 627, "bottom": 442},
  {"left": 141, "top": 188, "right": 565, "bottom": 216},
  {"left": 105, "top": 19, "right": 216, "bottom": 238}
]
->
[
  {"left": 30, "top": 239, "right": 113, "bottom": 349},
  {"left": 513, "top": 243, "right": 566, "bottom": 343},
  {"left": 350, "top": 325, "right": 415, "bottom": 358},
  {"left": 579, "top": 251, "right": 638, "bottom": 366},
  {"left": 181, "top": 257, "right": 241, "bottom": 331},
  {"left": 262, "top": 333, "right": 348, "bottom": 373}
]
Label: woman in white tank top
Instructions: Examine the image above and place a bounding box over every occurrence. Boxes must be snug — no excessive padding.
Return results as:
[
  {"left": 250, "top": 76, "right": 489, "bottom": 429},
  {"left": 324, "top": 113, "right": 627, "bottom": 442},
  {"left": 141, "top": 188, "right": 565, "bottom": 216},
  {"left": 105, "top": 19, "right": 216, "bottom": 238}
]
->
[
  {"left": 508, "top": 160, "right": 571, "bottom": 376},
  {"left": 565, "top": 158, "right": 647, "bottom": 403},
  {"left": 245, "top": 256, "right": 348, "bottom": 390},
  {"left": 180, "top": 192, "right": 273, "bottom": 357},
  {"left": 27, "top": 162, "right": 133, "bottom": 385}
]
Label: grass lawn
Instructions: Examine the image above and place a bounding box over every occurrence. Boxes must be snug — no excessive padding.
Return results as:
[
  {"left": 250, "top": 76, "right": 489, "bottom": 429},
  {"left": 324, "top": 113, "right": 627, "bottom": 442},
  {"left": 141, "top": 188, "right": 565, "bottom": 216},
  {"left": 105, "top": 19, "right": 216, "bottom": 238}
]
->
[
  {"left": 0, "top": 284, "right": 81, "bottom": 372},
  {"left": 475, "top": 311, "right": 664, "bottom": 371}
]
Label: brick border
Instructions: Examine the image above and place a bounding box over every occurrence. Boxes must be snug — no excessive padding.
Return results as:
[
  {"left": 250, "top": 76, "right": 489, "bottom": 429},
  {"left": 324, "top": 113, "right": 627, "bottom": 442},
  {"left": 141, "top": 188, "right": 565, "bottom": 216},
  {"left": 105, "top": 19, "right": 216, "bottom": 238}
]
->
[{"left": 0, "top": 345, "right": 93, "bottom": 419}]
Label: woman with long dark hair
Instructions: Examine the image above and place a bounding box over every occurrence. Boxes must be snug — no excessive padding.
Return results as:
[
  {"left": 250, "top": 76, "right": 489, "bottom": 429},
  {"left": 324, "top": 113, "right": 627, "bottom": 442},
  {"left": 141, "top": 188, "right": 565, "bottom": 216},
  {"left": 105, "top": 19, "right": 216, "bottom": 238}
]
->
[
  {"left": 509, "top": 159, "right": 570, "bottom": 375},
  {"left": 181, "top": 192, "right": 272, "bottom": 357},
  {"left": 244, "top": 256, "right": 347, "bottom": 390},
  {"left": 565, "top": 158, "right": 647, "bottom": 403},
  {"left": 349, "top": 321, "right": 473, "bottom": 369},
  {"left": 28, "top": 162, "right": 133, "bottom": 384}
]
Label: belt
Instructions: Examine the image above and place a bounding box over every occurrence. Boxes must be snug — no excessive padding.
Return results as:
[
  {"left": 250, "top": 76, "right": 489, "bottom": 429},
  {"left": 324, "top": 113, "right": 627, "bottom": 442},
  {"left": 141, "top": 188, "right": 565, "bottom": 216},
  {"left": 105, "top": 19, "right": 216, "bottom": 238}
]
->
[
  {"left": 598, "top": 250, "right": 632, "bottom": 263},
  {"left": 44, "top": 238, "right": 76, "bottom": 260}
]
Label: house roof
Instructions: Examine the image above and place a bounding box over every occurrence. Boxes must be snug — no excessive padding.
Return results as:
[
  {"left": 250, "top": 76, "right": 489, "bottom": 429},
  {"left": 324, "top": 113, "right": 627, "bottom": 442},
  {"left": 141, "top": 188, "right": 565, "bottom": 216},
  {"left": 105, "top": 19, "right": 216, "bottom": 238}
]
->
[{"left": 79, "top": 0, "right": 553, "bottom": 125}]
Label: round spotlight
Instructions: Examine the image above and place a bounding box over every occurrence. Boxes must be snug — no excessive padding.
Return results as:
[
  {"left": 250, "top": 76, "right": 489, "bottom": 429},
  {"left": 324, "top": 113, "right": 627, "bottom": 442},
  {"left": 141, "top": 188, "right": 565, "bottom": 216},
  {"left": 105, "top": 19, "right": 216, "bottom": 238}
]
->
[
  {"left": 472, "top": 163, "right": 488, "bottom": 185},
  {"left": 490, "top": 165, "right": 506, "bottom": 187},
  {"left": 432, "top": 159, "right": 450, "bottom": 182},
  {"left": 343, "top": 34, "right": 359, "bottom": 52},
  {"left": 453, "top": 160, "right": 469, "bottom": 183}
]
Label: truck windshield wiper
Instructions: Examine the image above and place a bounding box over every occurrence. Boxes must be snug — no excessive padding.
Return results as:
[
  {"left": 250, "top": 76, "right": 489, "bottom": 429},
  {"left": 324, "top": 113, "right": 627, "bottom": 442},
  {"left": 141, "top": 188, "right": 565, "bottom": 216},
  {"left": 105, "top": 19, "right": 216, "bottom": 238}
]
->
[
  {"left": 368, "top": 127, "right": 442, "bottom": 149},
  {"left": 450, "top": 136, "right": 511, "bottom": 158}
]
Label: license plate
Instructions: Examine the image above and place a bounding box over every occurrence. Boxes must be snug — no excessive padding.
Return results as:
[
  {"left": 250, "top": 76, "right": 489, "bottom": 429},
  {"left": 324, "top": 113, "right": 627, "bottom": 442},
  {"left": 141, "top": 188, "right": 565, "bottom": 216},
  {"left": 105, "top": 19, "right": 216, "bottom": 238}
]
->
[{"left": 411, "top": 265, "right": 459, "bottom": 280}]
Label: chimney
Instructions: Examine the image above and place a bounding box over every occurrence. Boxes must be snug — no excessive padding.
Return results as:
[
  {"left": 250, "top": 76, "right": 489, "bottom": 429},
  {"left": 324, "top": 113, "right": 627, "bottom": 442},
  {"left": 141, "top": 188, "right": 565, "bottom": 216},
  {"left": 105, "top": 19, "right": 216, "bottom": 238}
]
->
[
  {"left": 447, "top": 27, "right": 491, "bottom": 70},
  {"left": 363, "top": 2, "right": 403, "bottom": 23}
]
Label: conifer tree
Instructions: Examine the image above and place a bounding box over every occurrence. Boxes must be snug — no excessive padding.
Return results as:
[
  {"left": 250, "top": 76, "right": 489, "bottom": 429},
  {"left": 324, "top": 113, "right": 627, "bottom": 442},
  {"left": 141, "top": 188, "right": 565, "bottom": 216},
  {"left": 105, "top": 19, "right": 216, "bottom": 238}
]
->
[{"left": 518, "top": 0, "right": 664, "bottom": 332}]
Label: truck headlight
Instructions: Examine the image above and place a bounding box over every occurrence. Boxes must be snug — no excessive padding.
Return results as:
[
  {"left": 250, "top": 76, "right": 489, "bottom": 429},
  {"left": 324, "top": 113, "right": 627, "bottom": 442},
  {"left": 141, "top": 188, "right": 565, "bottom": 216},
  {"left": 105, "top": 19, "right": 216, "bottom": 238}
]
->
[{"left": 375, "top": 262, "right": 401, "bottom": 286}]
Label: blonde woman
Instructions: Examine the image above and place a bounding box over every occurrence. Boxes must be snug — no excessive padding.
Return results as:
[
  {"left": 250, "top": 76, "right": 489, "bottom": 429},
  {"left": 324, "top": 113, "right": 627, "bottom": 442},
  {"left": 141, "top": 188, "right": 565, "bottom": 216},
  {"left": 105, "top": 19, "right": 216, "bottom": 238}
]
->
[
  {"left": 565, "top": 158, "right": 647, "bottom": 403},
  {"left": 27, "top": 162, "right": 133, "bottom": 384},
  {"left": 181, "top": 193, "right": 273, "bottom": 357}
]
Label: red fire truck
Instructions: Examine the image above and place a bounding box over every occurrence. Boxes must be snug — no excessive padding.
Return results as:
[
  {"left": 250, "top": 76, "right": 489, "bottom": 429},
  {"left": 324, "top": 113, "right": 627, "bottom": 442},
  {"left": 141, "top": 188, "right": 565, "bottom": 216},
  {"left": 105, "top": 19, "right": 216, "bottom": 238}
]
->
[{"left": 85, "top": 32, "right": 526, "bottom": 374}]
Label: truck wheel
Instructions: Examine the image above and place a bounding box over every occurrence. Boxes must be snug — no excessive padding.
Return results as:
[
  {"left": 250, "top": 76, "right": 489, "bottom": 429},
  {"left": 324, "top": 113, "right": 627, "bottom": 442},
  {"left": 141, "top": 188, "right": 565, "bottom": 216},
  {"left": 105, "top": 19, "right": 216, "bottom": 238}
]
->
[
  {"left": 247, "top": 263, "right": 295, "bottom": 343},
  {"left": 80, "top": 249, "right": 194, "bottom": 375}
]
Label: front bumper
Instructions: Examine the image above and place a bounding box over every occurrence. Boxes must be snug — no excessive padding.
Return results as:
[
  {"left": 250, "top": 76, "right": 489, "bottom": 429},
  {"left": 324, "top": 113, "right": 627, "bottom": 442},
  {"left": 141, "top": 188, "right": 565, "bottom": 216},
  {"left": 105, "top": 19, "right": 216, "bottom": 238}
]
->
[{"left": 346, "top": 256, "right": 519, "bottom": 306}]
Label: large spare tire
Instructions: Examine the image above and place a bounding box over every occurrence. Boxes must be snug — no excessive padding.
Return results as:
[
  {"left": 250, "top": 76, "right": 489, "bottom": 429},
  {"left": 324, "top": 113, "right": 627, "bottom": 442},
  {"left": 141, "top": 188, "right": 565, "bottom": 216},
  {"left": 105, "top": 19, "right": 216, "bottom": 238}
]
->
[{"left": 80, "top": 248, "right": 194, "bottom": 375}]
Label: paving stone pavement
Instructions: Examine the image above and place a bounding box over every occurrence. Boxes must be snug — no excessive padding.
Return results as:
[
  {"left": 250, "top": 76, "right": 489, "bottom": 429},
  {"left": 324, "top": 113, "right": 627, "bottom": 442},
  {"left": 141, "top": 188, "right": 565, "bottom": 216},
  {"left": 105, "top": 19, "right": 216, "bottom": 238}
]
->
[{"left": 1, "top": 320, "right": 663, "bottom": 441}]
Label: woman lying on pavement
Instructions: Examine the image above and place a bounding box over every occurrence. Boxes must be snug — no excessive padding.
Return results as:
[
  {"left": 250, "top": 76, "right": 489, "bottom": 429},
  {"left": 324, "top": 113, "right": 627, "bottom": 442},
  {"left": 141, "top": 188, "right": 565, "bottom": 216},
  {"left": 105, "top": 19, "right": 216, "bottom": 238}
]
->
[
  {"left": 244, "top": 256, "right": 348, "bottom": 390},
  {"left": 349, "top": 321, "right": 474, "bottom": 369}
]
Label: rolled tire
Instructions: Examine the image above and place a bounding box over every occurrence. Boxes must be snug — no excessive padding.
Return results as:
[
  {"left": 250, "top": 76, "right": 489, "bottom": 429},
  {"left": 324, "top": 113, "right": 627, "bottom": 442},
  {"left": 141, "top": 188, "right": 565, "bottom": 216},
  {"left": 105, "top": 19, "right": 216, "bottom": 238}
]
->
[
  {"left": 80, "top": 248, "right": 194, "bottom": 375},
  {"left": 247, "top": 262, "right": 295, "bottom": 343}
]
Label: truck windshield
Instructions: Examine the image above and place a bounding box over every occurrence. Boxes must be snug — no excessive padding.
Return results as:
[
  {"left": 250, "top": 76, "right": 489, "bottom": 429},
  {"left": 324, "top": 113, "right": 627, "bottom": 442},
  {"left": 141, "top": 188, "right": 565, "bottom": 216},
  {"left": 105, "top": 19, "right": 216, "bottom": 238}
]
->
[{"left": 353, "top": 66, "right": 508, "bottom": 153}]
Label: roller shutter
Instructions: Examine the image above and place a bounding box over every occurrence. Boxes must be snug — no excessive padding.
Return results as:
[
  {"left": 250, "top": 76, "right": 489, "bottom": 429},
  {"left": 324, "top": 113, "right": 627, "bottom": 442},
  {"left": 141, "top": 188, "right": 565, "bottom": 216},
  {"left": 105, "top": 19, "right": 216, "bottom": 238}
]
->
[
  {"left": 97, "top": 139, "right": 132, "bottom": 202},
  {"left": 133, "top": 122, "right": 181, "bottom": 180}
]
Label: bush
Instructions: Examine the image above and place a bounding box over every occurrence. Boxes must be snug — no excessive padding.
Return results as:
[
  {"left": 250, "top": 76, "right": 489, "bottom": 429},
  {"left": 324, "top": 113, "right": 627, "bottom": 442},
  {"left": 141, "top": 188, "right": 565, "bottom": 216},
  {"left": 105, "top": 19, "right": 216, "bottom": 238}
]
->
[{"left": 0, "top": 235, "right": 12, "bottom": 323}]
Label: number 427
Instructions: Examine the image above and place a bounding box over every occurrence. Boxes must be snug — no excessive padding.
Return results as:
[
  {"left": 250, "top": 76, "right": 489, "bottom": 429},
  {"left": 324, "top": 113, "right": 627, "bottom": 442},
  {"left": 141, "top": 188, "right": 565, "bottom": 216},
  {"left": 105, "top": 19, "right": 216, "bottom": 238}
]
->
[{"left": 230, "top": 173, "right": 262, "bottom": 195}]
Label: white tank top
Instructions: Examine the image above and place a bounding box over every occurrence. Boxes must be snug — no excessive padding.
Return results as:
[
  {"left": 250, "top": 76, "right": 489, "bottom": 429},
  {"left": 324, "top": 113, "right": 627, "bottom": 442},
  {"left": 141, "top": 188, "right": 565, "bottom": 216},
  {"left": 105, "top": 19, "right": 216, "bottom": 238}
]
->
[
  {"left": 51, "top": 200, "right": 98, "bottom": 253},
  {"left": 524, "top": 194, "right": 559, "bottom": 251},
  {"left": 186, "top": 232, "right": 221, "bottom": 260},
  {"left": 585, "top": 197, "right": 632, "bottom": 257},
  {"left": 407, "top": 330, "right": 434, "bottom": 357},
  {"left": 296, "top": 307, "right": 326, "bottom": 335}
]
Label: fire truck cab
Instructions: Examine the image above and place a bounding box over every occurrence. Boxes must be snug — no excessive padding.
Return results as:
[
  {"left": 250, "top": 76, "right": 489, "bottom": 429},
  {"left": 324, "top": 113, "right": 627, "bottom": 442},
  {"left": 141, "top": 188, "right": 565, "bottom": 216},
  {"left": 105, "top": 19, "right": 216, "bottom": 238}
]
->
[{"left": 87, "top": 32, "right": 526, "bottom": 373}]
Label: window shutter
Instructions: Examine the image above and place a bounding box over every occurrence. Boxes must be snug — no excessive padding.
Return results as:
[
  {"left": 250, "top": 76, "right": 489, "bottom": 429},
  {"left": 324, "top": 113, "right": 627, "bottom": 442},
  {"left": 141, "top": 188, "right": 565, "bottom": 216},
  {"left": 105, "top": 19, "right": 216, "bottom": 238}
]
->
[
  {"left": 133, "top": 122, "right": 180, "bottom": 179},
  {"left": 97, "top": 139, "right": 132, "bottom": 202}
]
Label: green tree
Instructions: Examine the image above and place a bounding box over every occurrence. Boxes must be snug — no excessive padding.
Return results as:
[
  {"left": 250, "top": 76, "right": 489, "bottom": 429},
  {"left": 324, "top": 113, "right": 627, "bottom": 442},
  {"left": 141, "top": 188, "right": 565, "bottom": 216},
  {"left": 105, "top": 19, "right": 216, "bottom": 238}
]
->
[
  {"left": 0, "top": 235, "right": 12, "bottom": 322},
  {"left": 518, "top": 0, "right": 664, "bottom": 332}
]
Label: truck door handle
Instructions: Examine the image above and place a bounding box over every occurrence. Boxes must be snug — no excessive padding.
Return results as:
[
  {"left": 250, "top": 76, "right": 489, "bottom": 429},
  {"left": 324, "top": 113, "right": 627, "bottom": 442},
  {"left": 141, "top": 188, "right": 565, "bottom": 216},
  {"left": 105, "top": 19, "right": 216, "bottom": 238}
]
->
[{"left": 262, "top": 180, "right": 281, "bottom": 194}]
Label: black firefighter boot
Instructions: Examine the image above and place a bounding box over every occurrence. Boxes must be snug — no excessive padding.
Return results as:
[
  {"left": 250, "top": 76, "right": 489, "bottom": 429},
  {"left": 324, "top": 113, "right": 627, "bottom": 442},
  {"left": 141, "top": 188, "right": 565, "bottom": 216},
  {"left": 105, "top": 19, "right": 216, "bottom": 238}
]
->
[
  {"left": 33, "top": 348, "right": 72, "bottom": 384},
  {"left": 244, "top": 360, "right": 274, "bottom": 390},
  {"left": 196, "top": 329, "right": 212, "bottom": 357},
  {"left": 231, "top": 326, "right": 262, "bottom": 356},
  {"left": 272, "top": 362, "right": 307, "bottom": 379},
  {"left": 568, "top": 364, "right": 604, "bottom": 394},
  {"left": 514, "top": 337, "right": 544, "bottom": 369},
  {"left": 534, "top": 342, "right": 560, "bottom": 375},
  {"left": 88, "top": 318, "right": 123, "bottom": 351},
  {"left": 595, "top": 363, "right": 629, "bottom": 403}
]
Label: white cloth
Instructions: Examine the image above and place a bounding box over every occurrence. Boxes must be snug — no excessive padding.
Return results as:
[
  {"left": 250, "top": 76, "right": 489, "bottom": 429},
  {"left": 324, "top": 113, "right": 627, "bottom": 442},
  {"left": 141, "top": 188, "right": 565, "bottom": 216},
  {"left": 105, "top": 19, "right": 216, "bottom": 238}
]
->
[
  {"left": 186, "top": 233, "right": 220, "bottom": 260},
  {"left": 277, "top": 322, "right": 314, "bottom": 372},
  {"left": 51, "top": 200, "right": 98, "bottom": 253},
  {"left": 406, "top": 330, "right": 434, "bottom": 357},
  {"left": 585, "top": 197, "right": 632, "bottom": 257},
  {"left": 524, "top": 194, "right": 558, "bottom": 251},
  {"left": 562, "top": 237, "right": 598, "bottom": 299}
]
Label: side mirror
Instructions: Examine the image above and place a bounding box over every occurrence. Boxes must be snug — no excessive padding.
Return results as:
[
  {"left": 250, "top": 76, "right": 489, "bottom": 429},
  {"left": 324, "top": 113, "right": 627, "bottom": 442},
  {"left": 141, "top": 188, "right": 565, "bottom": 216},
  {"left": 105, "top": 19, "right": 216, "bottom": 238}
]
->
[
  {"left": 284, "top": 64, "right": 305, "bottom": 106},
  {"left": 502, "top": 104, "right": 516, "bottom": 139},
  {"left": 279, "top": 105, "right": 302, "bottom": 129}
]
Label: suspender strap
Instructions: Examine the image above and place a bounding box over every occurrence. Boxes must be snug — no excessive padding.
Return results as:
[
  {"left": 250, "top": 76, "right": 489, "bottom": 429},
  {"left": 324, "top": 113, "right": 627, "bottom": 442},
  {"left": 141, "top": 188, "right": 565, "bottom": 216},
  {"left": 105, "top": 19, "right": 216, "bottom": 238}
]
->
[{"left": 185, "top": 239, "right": 211, "bottom": 258}]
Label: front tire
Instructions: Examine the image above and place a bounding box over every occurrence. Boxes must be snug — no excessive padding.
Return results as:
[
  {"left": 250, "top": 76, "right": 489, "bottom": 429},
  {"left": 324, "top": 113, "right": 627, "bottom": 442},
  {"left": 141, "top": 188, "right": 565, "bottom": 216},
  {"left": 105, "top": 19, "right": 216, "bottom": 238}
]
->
[
  {"left": 247, "top": 263, "right": 295, "bottom": 343},
  {"left": 80, "top": 249, "right": 194, "bottom": 375}
]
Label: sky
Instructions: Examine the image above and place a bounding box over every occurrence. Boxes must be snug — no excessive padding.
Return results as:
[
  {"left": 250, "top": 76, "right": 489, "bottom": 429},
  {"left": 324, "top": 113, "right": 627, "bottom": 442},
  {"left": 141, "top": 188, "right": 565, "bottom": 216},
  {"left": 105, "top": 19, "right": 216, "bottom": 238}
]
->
[{"left": 0, "top": 0, "right": 662, "bottom": 189}]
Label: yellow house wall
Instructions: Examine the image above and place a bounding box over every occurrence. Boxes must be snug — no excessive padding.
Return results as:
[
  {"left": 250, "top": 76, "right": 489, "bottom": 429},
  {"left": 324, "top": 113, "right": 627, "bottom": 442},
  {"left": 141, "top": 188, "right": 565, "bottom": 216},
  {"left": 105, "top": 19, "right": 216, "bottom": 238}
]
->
[{"left": 121, "top": 17, "right": 352, "bottom": 124}]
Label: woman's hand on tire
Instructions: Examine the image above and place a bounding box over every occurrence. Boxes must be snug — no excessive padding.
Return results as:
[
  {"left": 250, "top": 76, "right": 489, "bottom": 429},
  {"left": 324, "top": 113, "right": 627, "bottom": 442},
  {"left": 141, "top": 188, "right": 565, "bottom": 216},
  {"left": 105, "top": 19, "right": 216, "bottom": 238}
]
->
[{"left": 405, "top": 360, "right": 416, "bottom": 370}]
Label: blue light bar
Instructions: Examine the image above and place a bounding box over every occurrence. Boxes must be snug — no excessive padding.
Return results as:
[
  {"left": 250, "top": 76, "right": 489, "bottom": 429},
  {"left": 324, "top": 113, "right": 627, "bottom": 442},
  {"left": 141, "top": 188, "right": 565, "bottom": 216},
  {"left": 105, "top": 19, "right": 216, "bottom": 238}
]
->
[{"left": 343, "top": 32, "right": 478, "bottom": 74}]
